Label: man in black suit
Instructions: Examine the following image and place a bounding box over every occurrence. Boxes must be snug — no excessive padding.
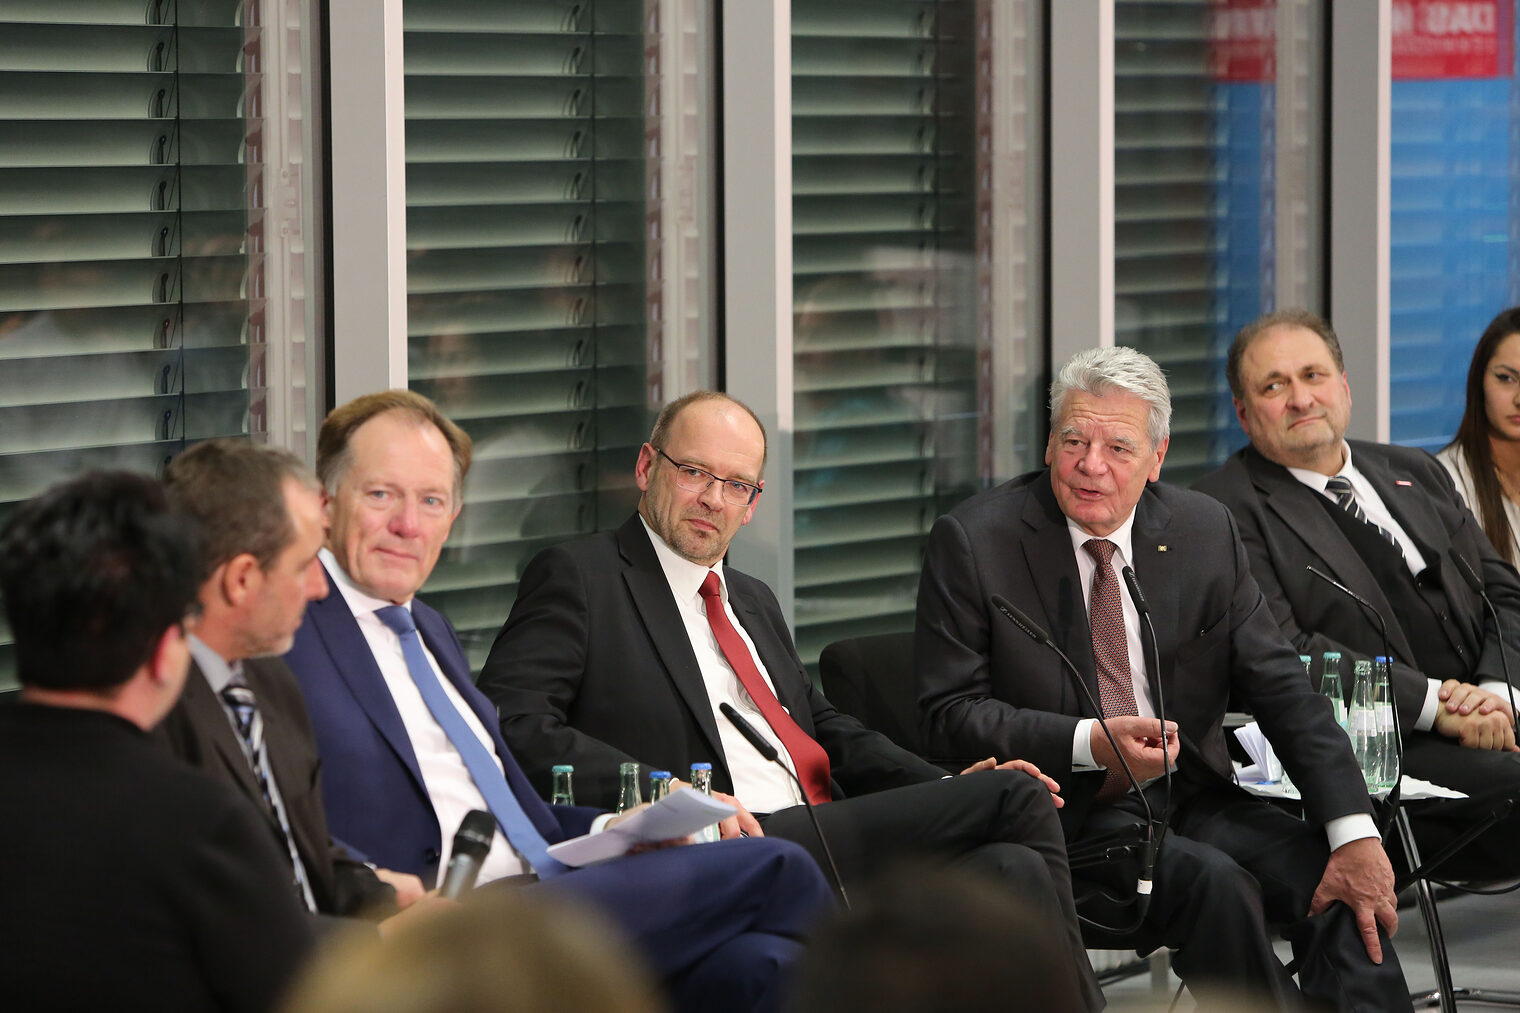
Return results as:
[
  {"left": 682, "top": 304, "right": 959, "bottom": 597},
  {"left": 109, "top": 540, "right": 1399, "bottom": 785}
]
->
[
  {"left": 1194, "top": 309, "right": 1520, "bottom": 878},
  {"left": 481, "top": 390, "right": 1102, "bottom": 1011},
  {"left": 915, "top": 346, "right": 1411, "bottom": 1010},
  {"left": 158, "top": 439, "right": 424, "bottom": 923},
  {"left": 0, "top": 471, "right": 311, "bottom": 1012}
]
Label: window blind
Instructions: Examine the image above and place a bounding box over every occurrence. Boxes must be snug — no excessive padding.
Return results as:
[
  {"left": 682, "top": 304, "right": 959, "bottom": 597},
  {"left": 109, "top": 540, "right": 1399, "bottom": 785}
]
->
[
  {"left": 1114, "top": 0, "right": 1268, "bottom": 484},
  {"left": 0, "top": 0, "right": 266, "bottom": 691},
  {"left": 791, "top": 0, "right": 981, "bottom": 669},
  {"left": 403, "top": 0, "right": 653, "bottom": 671}
]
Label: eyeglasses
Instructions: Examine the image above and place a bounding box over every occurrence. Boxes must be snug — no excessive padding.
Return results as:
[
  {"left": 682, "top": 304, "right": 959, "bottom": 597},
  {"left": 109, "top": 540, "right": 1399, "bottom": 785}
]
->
[{"left": 652, "top": 447, "right": 761, "bottom": 506}]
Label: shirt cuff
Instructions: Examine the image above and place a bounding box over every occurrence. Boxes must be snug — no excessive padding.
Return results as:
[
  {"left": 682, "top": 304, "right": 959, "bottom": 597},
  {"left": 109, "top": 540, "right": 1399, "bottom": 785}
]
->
[
  {"left": 1325, "top": 813, "right": 1379, "bottom": 852},
  {"left": 1479, "top": 679, "right": 1520, "bottom": 709},
  {"left": 590, "top": 813, "right": 616, "bottom": 834},
  {"left": 1413, "top": 677, "right": 1441, "bottom": 732},
  {"left": 1072, "top": 718, "right": 1102, "bottom": 770}
]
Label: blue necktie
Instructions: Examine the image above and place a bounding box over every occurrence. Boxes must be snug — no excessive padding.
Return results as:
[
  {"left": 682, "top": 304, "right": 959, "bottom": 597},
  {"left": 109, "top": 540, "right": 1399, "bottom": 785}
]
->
[{"left": 374, "top": 605, "right": 566, "bottom": 880}]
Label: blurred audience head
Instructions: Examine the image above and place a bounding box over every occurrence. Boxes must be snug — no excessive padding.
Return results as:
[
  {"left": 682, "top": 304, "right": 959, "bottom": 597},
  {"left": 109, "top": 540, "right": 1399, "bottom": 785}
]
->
[
  {"left": 281, "top": 884, "right": 666, "bottom": 1013},
  {"left": 0, "top": 471, "right": 199, "bottom": 714},
  {"left": 789, "top": 864, "right": 1085, "bottom": 1013}
]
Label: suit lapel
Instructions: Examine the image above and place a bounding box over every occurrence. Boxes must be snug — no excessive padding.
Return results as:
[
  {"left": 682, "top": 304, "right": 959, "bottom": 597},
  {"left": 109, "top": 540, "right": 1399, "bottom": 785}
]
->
[
  {"left": 1130, "top": 490, "right": 1175, "bottom": 710},
  {"left": 305, "top": 573, "right": 429, "bottom": 794},
  {"left": 617, "top": 519, "right": 729, "bottom": 764},
  {"left": 1353, "top": 443, "right": 1444, "bottom": 561},
  {"left": 1244, "top": 448, "right": 1417, "bottom": 664},
  {"left": 1023, "top": 481, "right": 1100, "bottom": 708},
  {"left": 728, "top": 583, "right": 810, "bottom": 723}
]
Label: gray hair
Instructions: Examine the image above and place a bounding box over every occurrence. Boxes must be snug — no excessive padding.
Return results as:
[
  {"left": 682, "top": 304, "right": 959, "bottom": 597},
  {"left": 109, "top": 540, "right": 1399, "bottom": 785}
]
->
[{"left": 1049, "top": 346, "right": 1171, "bottom": 449}]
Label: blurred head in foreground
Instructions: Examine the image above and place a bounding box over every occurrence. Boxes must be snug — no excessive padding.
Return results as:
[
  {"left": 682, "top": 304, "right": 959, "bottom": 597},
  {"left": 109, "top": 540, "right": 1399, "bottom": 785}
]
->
[{"left": 281, "top": 886, "right": 667, "bottom": 1013}]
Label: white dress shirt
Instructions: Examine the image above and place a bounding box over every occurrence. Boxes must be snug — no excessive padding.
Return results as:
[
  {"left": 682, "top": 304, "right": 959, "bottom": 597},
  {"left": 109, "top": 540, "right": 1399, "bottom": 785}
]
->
[
  {"left": 320, "top": 548, "right": 528, "bottom": 886},
  {"left": 641, "top": 518, "right": 804, "bottom": 813},
  {"left": 1058, "top": 512, "right": 1376, "bottom": 850},
  {"left": 1287, "top": 442, "right": 1470, "bottom": 731}
]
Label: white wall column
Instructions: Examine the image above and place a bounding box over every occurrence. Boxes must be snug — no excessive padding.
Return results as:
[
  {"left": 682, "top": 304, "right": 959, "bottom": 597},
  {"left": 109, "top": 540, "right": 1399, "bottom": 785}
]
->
[
  {"left": 1048, "top": 0, "right": 1114, "bottom": 364},
  {"left": 328, "top": 0, "right": 409, "bottom": 402},
  {"left": 1328, "top": 0, "right": 1391, "bottom": 441},
  {"left": 719, "top": 0, "right": 793, "bottom": 619}
]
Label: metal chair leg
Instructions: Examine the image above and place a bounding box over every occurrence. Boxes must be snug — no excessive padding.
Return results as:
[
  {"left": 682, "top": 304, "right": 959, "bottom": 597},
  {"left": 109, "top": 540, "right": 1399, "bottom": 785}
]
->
[{"left": 1398, "top": 810, "right": 1520, "bottom": 1010}]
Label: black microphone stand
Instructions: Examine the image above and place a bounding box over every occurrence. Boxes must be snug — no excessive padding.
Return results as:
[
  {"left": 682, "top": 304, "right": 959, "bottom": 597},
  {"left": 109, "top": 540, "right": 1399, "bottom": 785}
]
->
[
  {"left": 718, "top": 702, "right": 850, "bottom": 908},
  {"left": 1446, "top": 547, "right": 1519, "bottom": 735}
]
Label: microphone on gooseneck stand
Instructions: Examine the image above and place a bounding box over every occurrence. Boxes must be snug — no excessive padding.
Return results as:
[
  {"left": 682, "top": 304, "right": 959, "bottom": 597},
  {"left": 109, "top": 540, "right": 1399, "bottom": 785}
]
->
[
  {"left": 1120, "top": 566, "right": 1172, "bottom": 866},
  {"left": 438, "top": 809, "right": 496, "bottom": 899},
  {"left": 719, "top": 702, "right": 850, "bottom": 909},
  {"left": 1447, "top": 547, "right": 1518, "bottom": 733},
  {"left": 989, "top": 594, "right": 1157, "bottom": 924}
]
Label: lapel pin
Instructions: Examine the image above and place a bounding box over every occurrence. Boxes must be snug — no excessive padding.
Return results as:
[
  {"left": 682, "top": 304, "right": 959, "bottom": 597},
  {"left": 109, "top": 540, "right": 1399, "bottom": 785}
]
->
[
  {"left": 1157, "top": 545, "right": 1168, "bottom": 552},
  {"left": 1395, "top": 479, "right": 1412, "bottom": 487}
]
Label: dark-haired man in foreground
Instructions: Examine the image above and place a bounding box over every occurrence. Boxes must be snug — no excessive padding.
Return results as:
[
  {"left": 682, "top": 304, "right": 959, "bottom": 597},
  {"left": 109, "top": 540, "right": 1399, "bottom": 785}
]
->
[{"left": 0, "top": 471, "right": 311, "bottom": 1012}]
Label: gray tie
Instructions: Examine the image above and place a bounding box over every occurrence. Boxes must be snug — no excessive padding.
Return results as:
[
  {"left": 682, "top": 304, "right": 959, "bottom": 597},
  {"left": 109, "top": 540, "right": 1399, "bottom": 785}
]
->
[{"left": 1324, "top": 475, "right": 1402, "bottom": 555}]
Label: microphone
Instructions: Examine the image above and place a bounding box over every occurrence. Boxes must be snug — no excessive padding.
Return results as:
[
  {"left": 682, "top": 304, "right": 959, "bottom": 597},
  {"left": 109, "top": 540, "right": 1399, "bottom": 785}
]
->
[
  {"left": 1121, "top": 566, "right": 1171, "bottom": 865},
  {"left": 989, "top": 594, "right": 1157, "bottom": 921},
  {"left": 1304, "top": 565, "right": 1404, "bottom": 803},
  {"left": 438, "top": 809, "right": 496, "bottom": 898},
  {"left": 1446, "top": 548, "right": 1518, "bottom": 731},
  {"left": 719, "top": 702, "right": 850, "bottom": 908}
]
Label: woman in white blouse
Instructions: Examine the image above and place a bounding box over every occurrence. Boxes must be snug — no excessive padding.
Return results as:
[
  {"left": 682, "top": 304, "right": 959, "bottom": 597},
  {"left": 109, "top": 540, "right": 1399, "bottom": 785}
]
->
[{"left": 1439, "top": 306, "right": 1520, "bottom": 570}]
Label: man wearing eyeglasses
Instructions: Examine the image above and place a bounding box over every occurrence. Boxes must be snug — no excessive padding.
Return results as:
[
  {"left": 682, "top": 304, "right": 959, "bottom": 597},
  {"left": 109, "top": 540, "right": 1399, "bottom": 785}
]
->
[{"left": 481, "top": 390, "right": 1102, "bottom": 1012}]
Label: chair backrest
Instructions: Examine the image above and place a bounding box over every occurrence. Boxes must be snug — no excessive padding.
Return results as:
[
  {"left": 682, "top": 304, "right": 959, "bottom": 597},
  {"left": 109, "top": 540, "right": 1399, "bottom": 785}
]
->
[{"left": 817, "top": 632, "right": 922, "bottom": 755}]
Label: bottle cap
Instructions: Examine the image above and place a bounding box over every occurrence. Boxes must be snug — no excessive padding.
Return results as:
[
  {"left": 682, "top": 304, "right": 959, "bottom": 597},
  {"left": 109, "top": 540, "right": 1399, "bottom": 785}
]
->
[
  {"left": 551, "top": 764, "right": 574, "bottom": 773},
  {"left": 650, "top": 770, "right": 671, "bottom": 779},
  {"left": 690, "top": 762, "right": 713, "bottom": 771},
  {"left": 1324, "top": 651, "right": 1340, "bottom": 659}
]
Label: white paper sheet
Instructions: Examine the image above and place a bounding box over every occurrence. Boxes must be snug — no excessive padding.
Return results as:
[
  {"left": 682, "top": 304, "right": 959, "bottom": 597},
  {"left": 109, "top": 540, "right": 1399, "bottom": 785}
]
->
[{"left": 546, "top": 787, "right": 737, "bottom": 867}]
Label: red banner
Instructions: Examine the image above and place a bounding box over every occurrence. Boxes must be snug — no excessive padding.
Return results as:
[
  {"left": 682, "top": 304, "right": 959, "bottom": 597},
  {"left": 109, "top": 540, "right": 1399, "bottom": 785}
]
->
[
  {"left": 1210, "top": 0, "right": 1515, "bottom": 83},
  {"left": 1393, "top": 1, "right": 1513, "bottom": 79}
]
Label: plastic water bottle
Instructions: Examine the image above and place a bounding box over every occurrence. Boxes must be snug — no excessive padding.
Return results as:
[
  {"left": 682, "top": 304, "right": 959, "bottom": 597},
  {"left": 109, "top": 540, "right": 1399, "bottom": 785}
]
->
[
  {"left": 1349, "top": 659, "right": 1379, "bottom": 793},
  {"left": 550, "top": 764, "right": 575, "bottom": 806},
  {"left": 1374, "top": 656, "right": 1400, "bottom": 794},
  {"left": 1320, "top": 651, "right": 1347, "bottom": 729},
  {"left": 690, "top": 762, "right": 720, "bottom": 844},
  {"left": 648, "top": 769, "right": 672, "bottom": 803},
  {"left": 616, "top": 761, "right": 643, "bottom": 813}
]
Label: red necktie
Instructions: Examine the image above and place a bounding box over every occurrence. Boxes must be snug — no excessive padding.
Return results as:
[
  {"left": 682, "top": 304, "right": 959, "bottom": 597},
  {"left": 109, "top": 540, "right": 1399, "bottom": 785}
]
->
[
  {"left": 1085, "top": 538, "right": 1139, "bottom": 802},
  {"left": 699, "top": 572, "right": 832, "bottom": 805}
]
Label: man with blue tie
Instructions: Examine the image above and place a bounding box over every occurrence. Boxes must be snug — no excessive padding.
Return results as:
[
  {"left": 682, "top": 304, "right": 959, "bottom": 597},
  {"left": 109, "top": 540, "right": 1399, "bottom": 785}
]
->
[{"left": 284, "top": 390, "right": 831, "bottom": 1013}]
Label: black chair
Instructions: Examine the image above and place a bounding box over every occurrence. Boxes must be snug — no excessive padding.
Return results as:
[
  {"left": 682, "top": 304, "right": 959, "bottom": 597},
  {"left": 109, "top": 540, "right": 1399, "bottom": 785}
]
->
[{"left": 817, "top": 632, "right": 926, "bottom": 756}]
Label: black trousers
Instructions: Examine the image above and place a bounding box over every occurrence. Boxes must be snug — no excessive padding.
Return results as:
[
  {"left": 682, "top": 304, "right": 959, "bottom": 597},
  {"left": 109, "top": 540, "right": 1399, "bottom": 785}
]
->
[
  {"left": 759, "top": 769, "right": 1103, "bottom": 1013},
  {"left": 1399, "top": 733, "right": 1520, "bottom": 880},
  {"left": 1073, "top": 784, "right": 1412, "bottom": 1012}
]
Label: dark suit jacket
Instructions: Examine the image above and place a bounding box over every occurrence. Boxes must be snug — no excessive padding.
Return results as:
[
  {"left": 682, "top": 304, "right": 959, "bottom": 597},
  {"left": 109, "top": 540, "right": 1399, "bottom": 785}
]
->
[
  {"left": 479, "top": 514, "right": 947, "bottom": 809},
  {"left": 157, "top": 656, "right": 391, "bottom": 918},
  {"left": 0, "top": 705, "right": 311, "bottom": 1013},
  {"left": 284, "top": 566, "right": 598, "bottom": 886},
  {"left": 914, "top": 471, "right": 1373, "bottom": 830},
  {"left": 1194, "top": 441, "right": 1520, "bottom": 731}
]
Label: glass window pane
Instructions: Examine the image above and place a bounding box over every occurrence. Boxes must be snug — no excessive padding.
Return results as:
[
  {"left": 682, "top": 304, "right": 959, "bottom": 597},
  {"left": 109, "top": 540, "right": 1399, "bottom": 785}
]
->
[
  {"left": 791, "top": 0, "right": 1038, "bottom": 670},
  {"left": 0, "top": 4, "right": 272, "bottom": 692},
  {"left": 1389, "top": 1, "right": 1520, "bottom": 449},
  {"left": 403, "top": 0, "right": 658, "bottom": 672},
  {"left": 1115, "top": 0, "right": 1319, "bottom": 484}
]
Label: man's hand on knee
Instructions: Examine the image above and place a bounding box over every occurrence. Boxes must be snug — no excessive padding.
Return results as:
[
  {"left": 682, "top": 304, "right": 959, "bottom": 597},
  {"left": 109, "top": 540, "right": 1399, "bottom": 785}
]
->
[{"left": 1309, "top": 837, "right": 1397, "bottom": 964}]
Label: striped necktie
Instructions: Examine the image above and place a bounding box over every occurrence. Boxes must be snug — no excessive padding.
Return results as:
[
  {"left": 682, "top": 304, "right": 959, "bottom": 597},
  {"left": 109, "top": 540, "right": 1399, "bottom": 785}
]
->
[
  {"left": 1325, "top": 475, "right": 1403, "bottom": 555},
  {"left": 220, "top": 672, "right": 318, "bottom": 912},
  {"left": 1085, "top": 538, "right": 1139, "bottom": 803}
]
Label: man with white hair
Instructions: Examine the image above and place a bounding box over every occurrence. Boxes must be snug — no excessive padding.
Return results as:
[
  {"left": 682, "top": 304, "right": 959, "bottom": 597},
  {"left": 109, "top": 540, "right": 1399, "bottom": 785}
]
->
[{"left": 915, "top": 346, "right": 1410, "bottom": 1010}]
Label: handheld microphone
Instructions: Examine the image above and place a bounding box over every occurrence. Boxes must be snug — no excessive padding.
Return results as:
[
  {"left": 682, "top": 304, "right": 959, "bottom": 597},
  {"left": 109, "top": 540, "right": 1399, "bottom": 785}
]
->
[
  {"left": 719, "top": 702, "right": 850, "bottom": 908},
  {"left": 438, "top": 809, "right": 496, "bottom": 898},
  {"left": 1304, "top": 565, "right": 1404, "bottom": 807},
  {"left": 1446, "top": 547, "right": 1518, "bottom": 731},
  {"left": 1121, "top": 566, "right": 1172, "bottom": 861},
  {"left": 988, "top": 594, "right": 1157, "bottom": 921}
]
